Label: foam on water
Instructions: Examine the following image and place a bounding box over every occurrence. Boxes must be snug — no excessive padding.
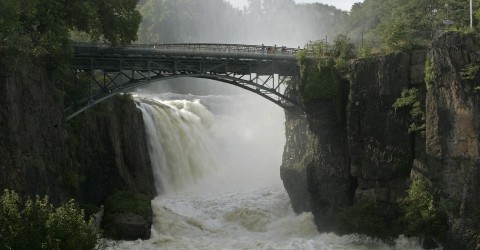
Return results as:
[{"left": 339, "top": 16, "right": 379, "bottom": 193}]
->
[{"left": 106, "top": 93, "right": 426, "bottom": 250}]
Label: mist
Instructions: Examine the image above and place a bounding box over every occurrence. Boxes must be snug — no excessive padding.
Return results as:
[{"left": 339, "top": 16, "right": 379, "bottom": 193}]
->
[
  {"left": 137, "top": 0, "right": 347, "bottom": 47},
  {"left": 134, "top": 0, "right": 347, "bottom": 189}
]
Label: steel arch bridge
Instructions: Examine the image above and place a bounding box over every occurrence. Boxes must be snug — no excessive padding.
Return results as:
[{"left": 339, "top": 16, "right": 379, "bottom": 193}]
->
[{"left": 65, "top": 43, "right": 302, "bottom": 120}]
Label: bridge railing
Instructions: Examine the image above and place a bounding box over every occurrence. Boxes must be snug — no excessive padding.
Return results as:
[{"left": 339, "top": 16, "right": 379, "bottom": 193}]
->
[{"left": 72, "top": 42, "right": 298, "bottom": 56}]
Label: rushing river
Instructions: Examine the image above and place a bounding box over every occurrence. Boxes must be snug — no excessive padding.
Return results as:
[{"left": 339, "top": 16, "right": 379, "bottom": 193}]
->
[{"left": 105, "top": 92, "right": 425, "bottom": 250}]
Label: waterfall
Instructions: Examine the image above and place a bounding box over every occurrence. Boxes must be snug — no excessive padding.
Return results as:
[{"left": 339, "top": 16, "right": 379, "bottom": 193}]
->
[
  {"left": 108, "top": 92, "right": 427, "bottom": 250},
  {"left": 135, "top": 95, "right": 218, "bottom": 194}
]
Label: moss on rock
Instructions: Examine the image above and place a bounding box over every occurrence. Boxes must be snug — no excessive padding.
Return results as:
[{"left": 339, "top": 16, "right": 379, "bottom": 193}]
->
[{"left": 102, "top": 191, "right": 152, "bottom": 240}]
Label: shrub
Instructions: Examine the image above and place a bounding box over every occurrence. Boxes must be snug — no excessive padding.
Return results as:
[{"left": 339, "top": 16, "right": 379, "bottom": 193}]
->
[
  {"left": 401, "top": 178, "right": 448, "bottom": 241},
  {"left": 336, "top": 200, "right": 400, "bottom": 241},
  {"left": 300, "top": 64, "right": 337, "bottom": 102},
  {"left": 460, "top": 63, "right": 480, "bottom": 80},
  {"left": 0, "top": 189, "right": 97, "bottom": 250},
  {"left": 393, "top": 88, "right": 426, "bottom": 134}
]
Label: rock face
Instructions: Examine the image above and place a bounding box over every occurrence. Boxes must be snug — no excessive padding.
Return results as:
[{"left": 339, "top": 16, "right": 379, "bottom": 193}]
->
[
  {"left": 301, "top": 52, "right": 422, "bottom": 231},
  {"left": 0, "top": 55, "right": 68, "bottom": 203},
  {"left": 305, "top": 98, "right": 351, "bottom": 230},
  {"left": 67, "top": 95, "right": 157, "bottom": 206},
  {"left": 102, "top": 191, "right": 153, "bottom": 240},
  {"left": 347, "top": 52, "right": 415, "bottom": 213},
  {"left": 106, "top": 212, "right": 152, "bottom": 240},
  {"left": 281, "top": 32, "right": 480, "bottom": 248},
  {"left": 281, "top": 89, "right": 312, "bottom": 213},
  {"left": 0, "top": 53, "right": 157, "bottom": 240},
  {"left": 425, "top": 32, "right": 480, "bottom": 249}
]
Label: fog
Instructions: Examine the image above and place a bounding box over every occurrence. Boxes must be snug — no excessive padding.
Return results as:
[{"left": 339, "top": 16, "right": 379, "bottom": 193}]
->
[
  {"left": 134, "top": 0, "right": 347, "bottom": 186},
  {"left": 137, "top": 0, "right": 346, "bottom": 47}
]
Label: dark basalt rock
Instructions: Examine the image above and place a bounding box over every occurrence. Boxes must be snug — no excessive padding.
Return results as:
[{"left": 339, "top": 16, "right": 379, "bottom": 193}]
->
[
  {"left": 281, "top": 31, "right": 480, "bottom": 249},
  {"left": 347, "top": 52, "right": 414, "bottom": 212},
  {"left": 67, "top": 95, "right": 157, "bottom": 205},
  {"left": 104, "top": 212, "right": 152, "bottom": 240},
  {"left": 281, "top": 90, "right": 312, "bottom": 213},
  {"left": 0, "top": 55, "right": 69, "bottom": 204},
  {"left": 425, "top": 32, "right": 480, "bottom": 250},
  {"left": 0, "top": 53, "right": 156, "bottom": 240},
  {"left": 102, "top": 191, "right": 153, "bottom": 240}
]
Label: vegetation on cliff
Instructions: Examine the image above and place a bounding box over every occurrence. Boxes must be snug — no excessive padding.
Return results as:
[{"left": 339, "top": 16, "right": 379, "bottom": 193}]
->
[
  {"left": 102, "top": 191, "right": 152, "bottom": 240},
  {"left": 335, "top": 177, "right": 449, "bottom": 244},
  {"left": 296, "top": 35, "right": 355, "bottom": 103},
  {"left": 0, "top": 190, "right": 97, "bottom": 250},
  {"left": 402, "top": 178, "right": 448, "bottom": 242},
  {"left": 393, "top": 88, "right": 426, "bottom": 134}
]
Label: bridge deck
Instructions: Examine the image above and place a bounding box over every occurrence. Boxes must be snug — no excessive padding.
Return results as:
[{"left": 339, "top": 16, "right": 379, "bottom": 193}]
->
[
  {"left": 72, "top": 43, "right": 299, "bottom": 76},
  {"left": 66, "top": 43, "right": 304, "bottom": 120}
]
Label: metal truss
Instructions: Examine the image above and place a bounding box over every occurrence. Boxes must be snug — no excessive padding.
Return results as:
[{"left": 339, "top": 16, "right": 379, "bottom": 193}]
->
[{"left": 65, "top": 43, "right": 301, "bottom": 120}]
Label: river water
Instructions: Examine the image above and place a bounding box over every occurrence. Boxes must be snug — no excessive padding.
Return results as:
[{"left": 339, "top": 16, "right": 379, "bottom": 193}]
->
[{"left": 106, "top": 92, "right": 425, "bottom": 250}]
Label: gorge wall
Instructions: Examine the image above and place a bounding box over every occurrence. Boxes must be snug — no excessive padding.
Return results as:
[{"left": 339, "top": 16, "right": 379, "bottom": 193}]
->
[
  {"left": 0, "top": 53, "right": 155, "bottom": 208},
  {"left": 0, "top": 55, "right": 68, "bottom": 203},
  {"left": 66, "top": 95, "right": 156, "bottom": 205},
  {"left": 282, "top": 32, "right": 480, "bottom": 248},
  {"left": 425, "top": 32, "right": 480, "bottom": 249}
]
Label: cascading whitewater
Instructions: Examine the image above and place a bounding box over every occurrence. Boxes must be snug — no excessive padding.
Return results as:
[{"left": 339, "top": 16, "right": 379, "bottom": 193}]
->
[
  {"left": 107, "top": 93, "right": 426, "bottom": 250},
  {"left": 134, "top": 95, "right": 218, "bottom": 194}
]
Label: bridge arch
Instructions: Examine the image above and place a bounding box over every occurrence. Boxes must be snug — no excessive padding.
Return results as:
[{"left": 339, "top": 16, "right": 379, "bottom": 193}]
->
[{"left": 65, "top": 43, "right": 302, "bottom": 120}]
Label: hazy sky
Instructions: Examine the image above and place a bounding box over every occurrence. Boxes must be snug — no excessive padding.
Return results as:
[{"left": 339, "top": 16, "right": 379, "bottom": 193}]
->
[{"left": 226, "top": 0, "right": 363, "bottom": 11}]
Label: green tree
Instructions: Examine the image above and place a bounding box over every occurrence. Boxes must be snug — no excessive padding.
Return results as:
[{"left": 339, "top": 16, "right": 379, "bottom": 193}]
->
[
  {"left": 331, "top": 34, "right": 355, "bottom": 70},
  {"left": 347, "top": 0, "right": 480, "bottom": 52},
  {"left": 379, "top": 18, "right": 414, "bottom": 52},
  {"left": 0, "top": 0, "right": 142, "bottom": 57},
  {"left": 0, "top": 190, "right": 97, "bottom": 250}
]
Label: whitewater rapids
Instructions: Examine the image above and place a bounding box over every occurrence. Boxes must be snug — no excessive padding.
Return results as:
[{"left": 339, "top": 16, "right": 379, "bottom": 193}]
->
[{"left": 105, "top": 93, "right": 425, "bottom": 250}]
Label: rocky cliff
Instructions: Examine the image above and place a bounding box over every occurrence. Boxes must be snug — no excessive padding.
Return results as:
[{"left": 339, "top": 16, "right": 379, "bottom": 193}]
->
[
  {"left": 282, "top": 32, "right": 480, "bottom": 248},
  {"left": 0, "top": 53, "right": 156, "bottom": 209},
  {"left": 67, "top": 94, "right": 156, "bottom": 206},
  {"left": 281, "top": 87, "right": 312, "bottom": 213},
  {"left": 347, "top": 51, "right": 418, "bottom": 215},
  {"left": 424, "top": 32, "right": 480, "bottom": 249},
  {"left": 0, "top": 55, "right": 68, "bottom": 203}
]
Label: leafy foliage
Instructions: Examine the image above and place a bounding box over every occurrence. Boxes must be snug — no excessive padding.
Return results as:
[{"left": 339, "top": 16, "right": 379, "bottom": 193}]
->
[
  {"left": 296, "top": 35, "right": 355, "bottom": 103},
  {"left": 331, "top": 34, "right": 356, "bottom": 71},
  {"left": 393, "top": 88, "right": 426, "bottom": 133},
  {"left": 0, "top": 0, "right": 141, "bottom": 58},
  {"left": 460, "top": 63, "right": 480, "bottom": 80},
  {"left": 401, "top": 178, "right": 448, "bottom": 241},
  {"left": 301, "top": 64, "right": 337, "bottom": 102},
  {"left": 0, "top": 190, "right": 97, "bottom": 250},
  {"left": 378, "top": 18, "right": 414, "bottom": 52},
  {"left": 346, "top": 0, "right": 480, "bottom": 53}
]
